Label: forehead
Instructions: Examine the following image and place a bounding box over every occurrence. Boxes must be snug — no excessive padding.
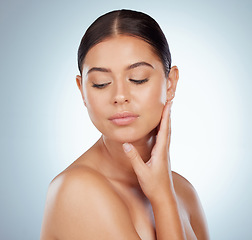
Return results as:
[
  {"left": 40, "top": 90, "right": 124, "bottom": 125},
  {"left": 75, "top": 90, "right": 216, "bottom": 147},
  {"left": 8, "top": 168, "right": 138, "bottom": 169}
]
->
[{"left": 83, "top": 35, "right": 161, "bottom": 70}]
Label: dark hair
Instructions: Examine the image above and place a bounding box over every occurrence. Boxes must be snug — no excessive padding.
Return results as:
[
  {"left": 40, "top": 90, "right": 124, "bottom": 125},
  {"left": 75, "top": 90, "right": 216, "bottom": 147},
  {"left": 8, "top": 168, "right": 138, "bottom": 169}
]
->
[{"left": 78, "top": 9, "right": 171, "bottom": 77}]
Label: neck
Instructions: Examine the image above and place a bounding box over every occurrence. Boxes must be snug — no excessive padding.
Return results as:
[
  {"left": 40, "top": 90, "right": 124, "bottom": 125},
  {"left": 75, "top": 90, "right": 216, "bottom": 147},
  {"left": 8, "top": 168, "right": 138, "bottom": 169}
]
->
[{"left": 98, "top": 129, "right": 157, "bottom": 188}]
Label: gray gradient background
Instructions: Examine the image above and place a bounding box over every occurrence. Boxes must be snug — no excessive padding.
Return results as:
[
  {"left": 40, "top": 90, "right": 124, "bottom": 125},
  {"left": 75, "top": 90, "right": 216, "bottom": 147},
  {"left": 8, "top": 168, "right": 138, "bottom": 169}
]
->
[{"left": 1, "top": 0, "right": 251, "bottom": 239}]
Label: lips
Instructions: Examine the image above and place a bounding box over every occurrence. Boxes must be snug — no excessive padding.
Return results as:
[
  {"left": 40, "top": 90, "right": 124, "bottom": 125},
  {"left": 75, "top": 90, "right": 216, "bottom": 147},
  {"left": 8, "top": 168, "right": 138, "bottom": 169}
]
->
[{"left": 108, "top": 112, "right": 139, "bottom": 126}]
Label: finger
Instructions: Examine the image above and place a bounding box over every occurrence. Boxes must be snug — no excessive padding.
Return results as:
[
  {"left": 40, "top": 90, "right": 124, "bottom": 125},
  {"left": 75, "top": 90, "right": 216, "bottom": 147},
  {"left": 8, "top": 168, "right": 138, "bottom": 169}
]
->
[
  {"left": 123, "top": 143, "right": 147, "bottom": 176},
  {"left": 155, "top": 101, "right": 172, "bottom": 152}
]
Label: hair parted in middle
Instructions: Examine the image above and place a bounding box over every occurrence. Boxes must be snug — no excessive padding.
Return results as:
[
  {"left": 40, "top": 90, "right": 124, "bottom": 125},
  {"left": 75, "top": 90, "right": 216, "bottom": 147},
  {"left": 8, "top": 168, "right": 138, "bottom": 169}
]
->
[{"left": 77, "top": 9, "right": 171, "bottom": 77}]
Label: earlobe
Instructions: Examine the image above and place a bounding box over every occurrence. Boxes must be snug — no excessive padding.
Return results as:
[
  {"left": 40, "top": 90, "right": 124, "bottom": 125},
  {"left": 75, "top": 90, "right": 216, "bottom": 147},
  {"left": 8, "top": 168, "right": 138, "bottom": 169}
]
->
[
  {"left": 76, "top": 75, "right": 87, "bottom": 107},
  {"left": 76, "top": 75, "right": 82, "bottom": 90},
  {"left": 166, "top": 66, "right": 179, "bottom": 101}
]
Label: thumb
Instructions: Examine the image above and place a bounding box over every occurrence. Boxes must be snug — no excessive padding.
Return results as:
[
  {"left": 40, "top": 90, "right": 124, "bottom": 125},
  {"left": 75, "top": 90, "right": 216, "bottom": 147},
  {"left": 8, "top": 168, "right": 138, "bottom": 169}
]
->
[{"left": 122, "top": 143, "right": 147, "bottom": 176}]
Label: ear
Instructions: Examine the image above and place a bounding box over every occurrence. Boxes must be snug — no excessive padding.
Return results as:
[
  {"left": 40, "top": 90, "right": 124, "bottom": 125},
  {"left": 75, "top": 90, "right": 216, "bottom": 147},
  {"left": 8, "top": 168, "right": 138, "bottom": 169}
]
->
[
  {"left": 166, "top": 66, "right": 179, "bottom": 101},
  {"left": 76, "top": 75, "right": 87, "bottom": 106}
]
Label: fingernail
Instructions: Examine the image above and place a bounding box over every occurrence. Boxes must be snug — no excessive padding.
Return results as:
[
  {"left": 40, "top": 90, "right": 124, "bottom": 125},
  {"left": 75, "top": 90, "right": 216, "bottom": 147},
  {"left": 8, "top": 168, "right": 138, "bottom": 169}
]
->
[{"left": 123, "top": 143, "right": 132, "bottom": 153}]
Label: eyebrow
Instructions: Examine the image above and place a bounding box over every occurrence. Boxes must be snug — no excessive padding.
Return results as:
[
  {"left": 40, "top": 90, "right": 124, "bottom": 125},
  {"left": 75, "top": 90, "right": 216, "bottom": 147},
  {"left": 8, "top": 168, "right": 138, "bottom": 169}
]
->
[
  {"left": 126, "top": 61, "right": 154, "bottom": 70},
  {"left": 86, "top": 61, "right": 154, "bottom": 75},
  {"left": 87, "top": 67, "right": 111, "bottom": 75}
]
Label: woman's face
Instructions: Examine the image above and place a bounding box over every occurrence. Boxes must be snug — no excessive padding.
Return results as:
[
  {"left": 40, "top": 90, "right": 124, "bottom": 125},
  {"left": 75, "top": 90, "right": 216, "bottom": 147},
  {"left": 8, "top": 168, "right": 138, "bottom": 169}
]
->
[{"left": 78, "top": 35, "right": 170, "bottom": 143}]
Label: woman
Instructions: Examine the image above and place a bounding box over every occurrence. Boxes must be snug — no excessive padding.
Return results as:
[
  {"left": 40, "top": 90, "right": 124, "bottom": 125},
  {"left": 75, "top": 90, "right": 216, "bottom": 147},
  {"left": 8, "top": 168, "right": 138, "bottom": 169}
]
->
[{"left": 41, "top": 9, "right": 209, "bottom": 240}]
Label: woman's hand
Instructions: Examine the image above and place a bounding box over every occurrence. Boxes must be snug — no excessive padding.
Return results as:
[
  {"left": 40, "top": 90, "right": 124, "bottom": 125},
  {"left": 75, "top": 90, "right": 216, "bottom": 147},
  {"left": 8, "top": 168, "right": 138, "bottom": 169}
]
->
[
  {"left": 122, "top": 101, "right": 174, "bottom": 202},
  {"left": 123, "top": 101, "right": 187, "bottom": 240}
]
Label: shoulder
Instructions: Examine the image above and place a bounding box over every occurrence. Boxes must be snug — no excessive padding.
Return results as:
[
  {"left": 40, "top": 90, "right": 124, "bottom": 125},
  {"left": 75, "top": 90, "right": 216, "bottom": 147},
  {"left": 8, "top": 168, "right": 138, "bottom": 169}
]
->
[
  {"left": 172, "top": 171, "right": 198, "bottom": 206},
  {"left": 49, "top": 166, "right": 126, "bottom": 215},
  {"left": 172, "top": 171, "right": 210, "bottom": 240},
  {"left": 41, "top": 166, "right": 140, "bottom": 240},
  {"left": 50, "top": 165, "right": 113, "bottom": 199},
  {"left": 172, "top": 172, "right": 199, "bottom": 219}
]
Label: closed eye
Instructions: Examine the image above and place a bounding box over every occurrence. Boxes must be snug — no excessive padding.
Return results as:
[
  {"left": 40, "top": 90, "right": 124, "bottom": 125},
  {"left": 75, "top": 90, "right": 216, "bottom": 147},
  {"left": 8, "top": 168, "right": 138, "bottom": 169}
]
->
[
  {"left": 129, "top": 78, "right": 149, "bottom": 84},
  {"left": 92, "top": 82, "right": 111, "bottom": 89}
]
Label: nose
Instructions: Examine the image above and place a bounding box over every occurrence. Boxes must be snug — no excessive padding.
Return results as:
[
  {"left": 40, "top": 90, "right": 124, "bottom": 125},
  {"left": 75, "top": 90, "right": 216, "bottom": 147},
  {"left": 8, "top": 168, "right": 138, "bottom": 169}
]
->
[{"left": 112, "top": 80, "right": 130, "bottom": 104}]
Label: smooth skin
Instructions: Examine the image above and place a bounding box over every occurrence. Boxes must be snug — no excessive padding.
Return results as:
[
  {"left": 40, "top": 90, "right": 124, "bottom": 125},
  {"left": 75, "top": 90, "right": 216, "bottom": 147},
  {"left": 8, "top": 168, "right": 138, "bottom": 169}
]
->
[{"left": 41, "top": 36, "right": 209, "bottom": 240}]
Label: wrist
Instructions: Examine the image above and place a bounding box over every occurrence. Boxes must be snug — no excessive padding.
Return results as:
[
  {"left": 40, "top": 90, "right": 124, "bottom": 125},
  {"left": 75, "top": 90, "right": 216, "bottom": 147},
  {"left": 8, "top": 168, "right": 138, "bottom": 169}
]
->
[
  {"left": 149, "top": 186, "right": 177, "bottom": 206},
  {"left": 149, "top": 188, "right": 186, "bottom": 240}
]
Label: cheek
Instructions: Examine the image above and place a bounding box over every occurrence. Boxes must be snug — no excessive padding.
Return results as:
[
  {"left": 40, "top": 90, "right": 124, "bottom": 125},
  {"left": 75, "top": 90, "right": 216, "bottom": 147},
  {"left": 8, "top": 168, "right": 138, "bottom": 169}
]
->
[
  {"left": 83, "top": 87, "right": 106, "bottom": 125},
  {"left": 140, "top": 80, "right": 167, "bottom": 107},
  {"left": 160, "top": 83, "right": 167, "bottom": 104},
  {"left": 157, "top": 79, "right": 168, "bottom": 104},
  {"left": 83, "top": 83, "right": 104, "bottom": 109},
  {"left": 137, "top": 81, "right": 166, "bottom": 126},
  {"left": 85, "top": 101, "right": 107, "bottom": 135},
  {"left": 86, "top": 97, "right": 105, "bottom": 119}
]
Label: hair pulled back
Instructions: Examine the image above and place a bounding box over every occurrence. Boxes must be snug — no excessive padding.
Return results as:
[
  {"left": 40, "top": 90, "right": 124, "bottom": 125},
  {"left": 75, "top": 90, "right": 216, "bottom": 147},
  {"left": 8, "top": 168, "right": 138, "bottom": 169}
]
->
[{"left": 78, "top": 9, "right": 171, "bottom": 77}]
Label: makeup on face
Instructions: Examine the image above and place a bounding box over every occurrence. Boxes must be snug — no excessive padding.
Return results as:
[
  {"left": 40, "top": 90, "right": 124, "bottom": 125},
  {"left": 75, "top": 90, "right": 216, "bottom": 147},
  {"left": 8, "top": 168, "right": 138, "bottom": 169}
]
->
[
  {"left": 108, "top": 111, "right": 140, "bottom": 126},
  {"left": 79, "top": 36, "right": 167, "bottom": 143}
]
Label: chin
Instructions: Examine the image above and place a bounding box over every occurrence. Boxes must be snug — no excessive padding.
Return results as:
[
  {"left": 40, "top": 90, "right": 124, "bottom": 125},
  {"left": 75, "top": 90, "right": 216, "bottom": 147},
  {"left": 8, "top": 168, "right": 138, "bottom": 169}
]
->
[{"left": 103, "top": 125, "right": 158, "bottom": 144}]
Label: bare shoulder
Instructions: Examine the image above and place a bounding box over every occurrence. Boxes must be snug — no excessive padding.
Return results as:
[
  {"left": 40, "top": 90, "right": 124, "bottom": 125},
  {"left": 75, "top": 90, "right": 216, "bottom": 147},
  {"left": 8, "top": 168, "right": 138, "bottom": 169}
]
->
[
  {"left": 172, "top": 171, "right": 198, "bottom": 205},
  {"left": 41, "top": 165, "right": 140, "bottom": 240},
  {"left": 172, "top": 171, "right": 210, "bottom": 240},
  {"left": 172, "top": 171, "right": 202, "bottom": 216}
]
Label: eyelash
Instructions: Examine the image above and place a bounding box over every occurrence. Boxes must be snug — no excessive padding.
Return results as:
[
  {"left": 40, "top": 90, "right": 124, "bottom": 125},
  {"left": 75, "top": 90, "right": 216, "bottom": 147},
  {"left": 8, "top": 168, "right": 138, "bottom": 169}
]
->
[
  {"left": 92, "top": 78, "right": 149, "bottom": 89},
  {"left": 129, "top": 78, "right": 149, "bottom": 84},
  {"left": 92, "top": 82, "right": 111, "bottom": 89}
]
